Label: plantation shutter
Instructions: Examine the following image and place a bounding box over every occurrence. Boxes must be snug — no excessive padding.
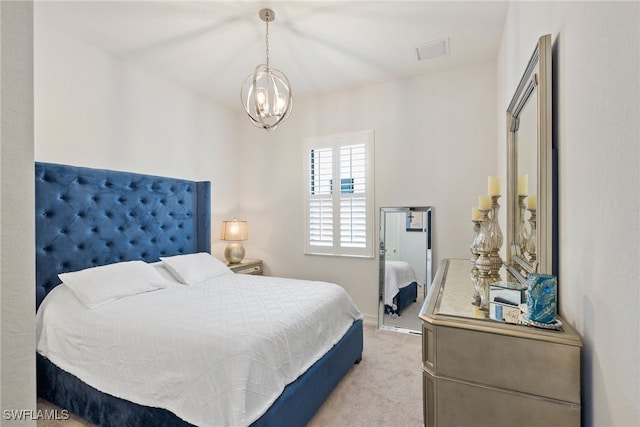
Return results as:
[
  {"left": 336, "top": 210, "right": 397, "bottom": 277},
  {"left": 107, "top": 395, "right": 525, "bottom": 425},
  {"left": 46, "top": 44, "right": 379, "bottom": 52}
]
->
[
  {"left": 309, "top": 147, "right": 333, "bottom": 246},
  {"left": 304, "top": 130, "right": 374, "bottom": 257},
  {"left": 340, "top": 144, "right": 367, "bottom": 248}
]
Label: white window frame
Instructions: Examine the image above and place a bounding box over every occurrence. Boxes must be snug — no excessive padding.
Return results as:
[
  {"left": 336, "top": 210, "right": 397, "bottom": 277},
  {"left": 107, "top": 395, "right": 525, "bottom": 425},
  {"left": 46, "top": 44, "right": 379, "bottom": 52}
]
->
[{"left": 304, "top": 130, "right": 374, "bottom": 258}]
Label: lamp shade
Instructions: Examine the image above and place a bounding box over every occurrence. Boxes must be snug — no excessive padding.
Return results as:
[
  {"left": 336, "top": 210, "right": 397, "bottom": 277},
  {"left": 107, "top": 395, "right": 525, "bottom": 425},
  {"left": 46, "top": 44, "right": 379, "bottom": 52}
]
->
[{"left": 221, "top": 219, "right": 248, "bottom": 241}]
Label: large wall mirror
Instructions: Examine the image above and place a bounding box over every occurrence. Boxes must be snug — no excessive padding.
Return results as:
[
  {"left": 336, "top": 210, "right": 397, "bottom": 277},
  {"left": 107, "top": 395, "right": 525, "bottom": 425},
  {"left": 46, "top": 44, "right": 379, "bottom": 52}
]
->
[
  {"left": 379, "top": 207, "right": 432, "bottom": 334},
  {"left": 506, "top": 34, "right": 554, "bottom": 284}
]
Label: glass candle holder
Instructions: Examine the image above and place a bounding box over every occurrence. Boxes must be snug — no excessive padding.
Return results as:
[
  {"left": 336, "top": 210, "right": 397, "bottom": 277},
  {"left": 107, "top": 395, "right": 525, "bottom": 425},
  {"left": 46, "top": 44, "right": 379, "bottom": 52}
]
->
[
  {"left": 526, "top": 208, "right": 537, "bottom": 262},
  {"left": 470, "top": 219, "right": 481, "bottom": 306},
  {"left": 516, "top": 194, "right": 530, "bottom": 256},
  {"left": 474, "top": 208, "right": 494, "bottom": 310},
  {"left": 487, "top": 195, "right": 503, "bottom": 276}
]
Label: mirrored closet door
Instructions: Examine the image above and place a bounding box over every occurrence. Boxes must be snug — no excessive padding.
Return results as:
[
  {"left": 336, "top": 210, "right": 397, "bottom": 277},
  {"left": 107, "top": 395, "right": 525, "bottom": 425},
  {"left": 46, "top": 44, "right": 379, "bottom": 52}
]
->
[{"left": 379, "top": 207, "right": 433, "bottom": 334}]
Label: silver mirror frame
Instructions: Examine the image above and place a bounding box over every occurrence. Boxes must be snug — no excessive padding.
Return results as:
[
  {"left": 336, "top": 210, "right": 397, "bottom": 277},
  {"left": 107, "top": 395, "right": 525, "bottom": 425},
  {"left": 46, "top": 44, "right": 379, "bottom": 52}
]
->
[
  {"left": 378, "top": 206, "right": 433, "bottom": 334},
  {"left": 506, "top": 34, "right": 553, "bottom": 284}
]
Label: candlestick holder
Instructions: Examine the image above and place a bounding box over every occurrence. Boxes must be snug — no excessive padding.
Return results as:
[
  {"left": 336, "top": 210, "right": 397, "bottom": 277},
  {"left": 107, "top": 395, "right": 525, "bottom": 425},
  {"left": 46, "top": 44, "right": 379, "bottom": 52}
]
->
[
  {"left": 474, "top": 208, "right": 494, "bottom": 311},
  {"left": 526, "top": 208, "right": 537, "bottom": 262},
  {"left": 487, "top": 195, "right": 503, "bottom": 276},
  {"left": 470, "top": 219, "right": 481, "bottom": 306},
  {"left": 516, "top": 195, "right": 530, "bottom": 256}
]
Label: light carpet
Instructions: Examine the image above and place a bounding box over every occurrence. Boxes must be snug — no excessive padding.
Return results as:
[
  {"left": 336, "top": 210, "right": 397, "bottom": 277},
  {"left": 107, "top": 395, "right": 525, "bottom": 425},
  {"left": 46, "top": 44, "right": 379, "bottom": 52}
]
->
[
  {"left": 383, "top": 292, "right": 425, "bottom": 331},
  {"left": 37, "top": 325, "right": 423, "bottom": 427},
  {"left": 308, "top": 325, "right": 423, "bottom": 427}
]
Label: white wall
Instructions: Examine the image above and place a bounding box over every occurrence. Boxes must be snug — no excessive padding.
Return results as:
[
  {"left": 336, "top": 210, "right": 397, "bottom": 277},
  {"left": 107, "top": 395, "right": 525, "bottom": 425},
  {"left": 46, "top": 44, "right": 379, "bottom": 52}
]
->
[
  {"left": 235, "top": 61, "right": 497, "bottom": 321},
  {"left": 0, "top": 1, "right": 36, "bottom": 425},
  {"left": 34, "top": 23, "right": 240, "bottom": 258},
  {"left": 498, "top": 2, "right": 639, "bottom": 426}
]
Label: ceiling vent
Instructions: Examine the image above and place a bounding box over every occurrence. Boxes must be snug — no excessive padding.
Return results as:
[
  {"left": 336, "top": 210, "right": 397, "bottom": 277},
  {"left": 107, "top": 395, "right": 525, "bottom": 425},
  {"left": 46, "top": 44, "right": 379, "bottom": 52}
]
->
[{"left": 416, "top": 37, "right": 450, "bottom": 61}]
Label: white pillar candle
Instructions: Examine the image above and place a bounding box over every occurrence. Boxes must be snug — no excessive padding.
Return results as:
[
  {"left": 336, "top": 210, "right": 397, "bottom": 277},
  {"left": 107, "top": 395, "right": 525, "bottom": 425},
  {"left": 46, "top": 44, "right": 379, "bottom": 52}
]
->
[
  {"left": 479, "top": 195, "right": 492, "bottom": 210},
  {"left": 472, "top": 207, "right": 481, "bottom": 220},
  {"left": 488, "top": 176, "right": 500, "bottom": 196},
  {"left": 518, "top": 175, "right": 528, "bottom": 196},
  {"left": 527, "top": 195, "right": 537, "bottom": 210}
]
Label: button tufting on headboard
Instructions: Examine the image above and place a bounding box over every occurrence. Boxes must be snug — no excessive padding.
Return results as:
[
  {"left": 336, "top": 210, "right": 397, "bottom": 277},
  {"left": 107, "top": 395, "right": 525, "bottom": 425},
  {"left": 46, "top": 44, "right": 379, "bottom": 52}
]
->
[{"left": 35, "top": 162, "right": 211, "bottom": 309}]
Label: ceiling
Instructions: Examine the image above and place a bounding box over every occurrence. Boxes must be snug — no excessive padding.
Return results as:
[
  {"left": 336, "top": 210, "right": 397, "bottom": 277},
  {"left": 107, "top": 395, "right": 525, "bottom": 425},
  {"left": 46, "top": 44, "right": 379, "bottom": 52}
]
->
[{"left": 35, "top": 1, "right": 510, "bottom": 112}]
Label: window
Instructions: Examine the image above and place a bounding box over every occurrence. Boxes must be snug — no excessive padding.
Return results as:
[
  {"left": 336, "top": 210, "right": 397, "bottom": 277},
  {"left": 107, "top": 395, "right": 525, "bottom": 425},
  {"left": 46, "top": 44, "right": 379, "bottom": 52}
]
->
[{"left": 304, "top": 130, "right": 374, "bottom": 257}]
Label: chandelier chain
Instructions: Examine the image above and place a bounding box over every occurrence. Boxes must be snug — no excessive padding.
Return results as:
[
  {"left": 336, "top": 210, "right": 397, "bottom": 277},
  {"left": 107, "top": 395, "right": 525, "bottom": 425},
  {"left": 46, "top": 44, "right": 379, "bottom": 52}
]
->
[{"left": 265, "top": 18, "right": 270, "bottom": 69}]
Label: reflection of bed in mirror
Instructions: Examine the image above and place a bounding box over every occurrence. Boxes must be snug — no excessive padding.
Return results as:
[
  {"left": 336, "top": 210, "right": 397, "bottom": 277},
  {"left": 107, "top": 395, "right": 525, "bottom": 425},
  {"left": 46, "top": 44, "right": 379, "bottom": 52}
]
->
[
  {"left": 379, "top": 206, "right": 432, "bottom": 334},
  {"left": 384, "top": 260, "right": 418, "bottom": 315}
]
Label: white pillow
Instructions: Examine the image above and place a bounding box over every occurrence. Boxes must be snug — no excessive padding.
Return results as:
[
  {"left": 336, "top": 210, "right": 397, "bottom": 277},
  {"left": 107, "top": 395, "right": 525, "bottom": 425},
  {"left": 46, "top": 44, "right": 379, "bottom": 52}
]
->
[
  {"left": 59, "top": 260, "right": 169, "bottom": 309},
  {"left": 150, "top": 261, "right": 183, "bottom": 284},
  {"left": 160, "top": 252, "right": 232, "bottom": 285}
]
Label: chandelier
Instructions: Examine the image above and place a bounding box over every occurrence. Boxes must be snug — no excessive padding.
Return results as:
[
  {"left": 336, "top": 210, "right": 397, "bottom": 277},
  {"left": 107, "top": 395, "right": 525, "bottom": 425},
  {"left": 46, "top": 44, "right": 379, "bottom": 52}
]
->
[{"left": 240, "top": 8, "right": 293, "bottom": 132}]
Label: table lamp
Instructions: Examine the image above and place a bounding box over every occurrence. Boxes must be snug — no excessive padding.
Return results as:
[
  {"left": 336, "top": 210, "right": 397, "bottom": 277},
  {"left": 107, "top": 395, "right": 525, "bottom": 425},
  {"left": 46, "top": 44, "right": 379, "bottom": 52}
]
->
[{"left": 221, "top": 219, "right": 248, "bottom": 264}]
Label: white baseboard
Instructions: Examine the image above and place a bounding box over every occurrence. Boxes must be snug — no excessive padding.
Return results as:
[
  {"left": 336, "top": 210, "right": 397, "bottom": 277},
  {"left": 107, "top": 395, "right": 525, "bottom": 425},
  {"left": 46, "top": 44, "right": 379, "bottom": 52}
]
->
[{"left": 361, "top": 313, "right": 378, "bottom": 327}]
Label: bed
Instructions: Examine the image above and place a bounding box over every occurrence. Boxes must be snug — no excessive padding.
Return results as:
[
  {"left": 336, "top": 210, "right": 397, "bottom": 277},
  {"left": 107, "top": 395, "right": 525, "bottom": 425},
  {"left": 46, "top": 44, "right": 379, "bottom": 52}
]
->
[
  {"left": 35, "top": 162, "right": 363, "bottom": 427},
  {"left": 383, "top": 260, "right": 418, "bottom": 315}
]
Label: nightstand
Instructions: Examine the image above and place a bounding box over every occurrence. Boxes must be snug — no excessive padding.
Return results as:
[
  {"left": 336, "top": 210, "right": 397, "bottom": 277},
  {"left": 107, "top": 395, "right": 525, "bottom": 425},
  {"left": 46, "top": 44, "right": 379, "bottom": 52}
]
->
[{"left": 227, "top": 258, "right": 263, "bottom": 275}]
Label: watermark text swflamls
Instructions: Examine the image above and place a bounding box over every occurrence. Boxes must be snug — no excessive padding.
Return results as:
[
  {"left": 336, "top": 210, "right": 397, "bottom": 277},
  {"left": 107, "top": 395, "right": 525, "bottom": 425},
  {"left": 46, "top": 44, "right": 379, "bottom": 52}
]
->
[{"left": 3, "top": 409, "right": 70, "bottom": 421}]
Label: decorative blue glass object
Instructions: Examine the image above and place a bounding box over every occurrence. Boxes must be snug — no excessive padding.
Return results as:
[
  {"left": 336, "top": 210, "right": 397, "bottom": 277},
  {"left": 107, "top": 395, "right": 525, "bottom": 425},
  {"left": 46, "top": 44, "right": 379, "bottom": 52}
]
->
[{"left": 526, "top": 273, "right": 557, "bottom": 324}]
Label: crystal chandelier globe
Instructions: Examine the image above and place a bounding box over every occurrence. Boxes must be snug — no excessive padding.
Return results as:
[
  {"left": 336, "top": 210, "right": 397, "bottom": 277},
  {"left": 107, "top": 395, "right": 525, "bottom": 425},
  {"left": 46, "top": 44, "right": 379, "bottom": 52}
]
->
[{"left": 241, "top": 8, "right": 293, "bottom": 132}]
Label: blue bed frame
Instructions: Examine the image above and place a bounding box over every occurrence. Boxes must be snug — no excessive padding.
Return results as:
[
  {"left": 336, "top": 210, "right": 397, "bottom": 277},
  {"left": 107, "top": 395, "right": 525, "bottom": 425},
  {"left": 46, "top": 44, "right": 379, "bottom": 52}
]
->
[
  {"left": 395, "top": 281, "right": 418, "bottom": 315},
  {"left": 384, "top": 281, "right": 418, "bottom": 316},
  {"left": 35, "top": 162, "right": 363, "bottom": 426}
]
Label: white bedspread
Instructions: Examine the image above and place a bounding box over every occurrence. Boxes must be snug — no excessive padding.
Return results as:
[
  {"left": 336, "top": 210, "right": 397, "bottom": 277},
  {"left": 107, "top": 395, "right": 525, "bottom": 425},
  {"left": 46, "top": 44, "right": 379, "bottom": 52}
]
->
[
  {"left": 36, "top": 268, "right": 362, "bottom": 427},
  {"left": 384, "top": 260, "right": 418, "bottom": 308}
]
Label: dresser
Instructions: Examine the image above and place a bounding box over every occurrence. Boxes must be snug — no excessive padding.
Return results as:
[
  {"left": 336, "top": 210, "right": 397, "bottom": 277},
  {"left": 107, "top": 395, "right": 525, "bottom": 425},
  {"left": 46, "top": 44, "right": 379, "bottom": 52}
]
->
[{"left": 418, "top": 259, "right": 582, "bottom": 427}]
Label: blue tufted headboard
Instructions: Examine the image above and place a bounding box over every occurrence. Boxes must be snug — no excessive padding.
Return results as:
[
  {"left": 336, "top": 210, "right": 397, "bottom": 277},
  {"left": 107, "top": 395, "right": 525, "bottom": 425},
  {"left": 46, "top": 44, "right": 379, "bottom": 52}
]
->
[{"left": 35, "top": 162, "right": 211, "bottom": 308}]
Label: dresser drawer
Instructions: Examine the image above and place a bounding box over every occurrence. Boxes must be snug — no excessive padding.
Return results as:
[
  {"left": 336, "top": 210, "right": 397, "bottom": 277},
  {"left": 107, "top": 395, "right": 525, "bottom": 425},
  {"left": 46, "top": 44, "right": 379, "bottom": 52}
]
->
[
  {"left": 422, "top": 370, "right": 435, "bottom": 427},
  {"left": 435, "top": 376, "right": 580, "bottom": 427},
  {"left": 435, "top": 326, "right": 581, "bottom": 403},
  {"left": 424, "top": 367, "right": 580, "bottom": 427},
  {"left": 422, "top": 323, "right": 435, "bottom": 371}
]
